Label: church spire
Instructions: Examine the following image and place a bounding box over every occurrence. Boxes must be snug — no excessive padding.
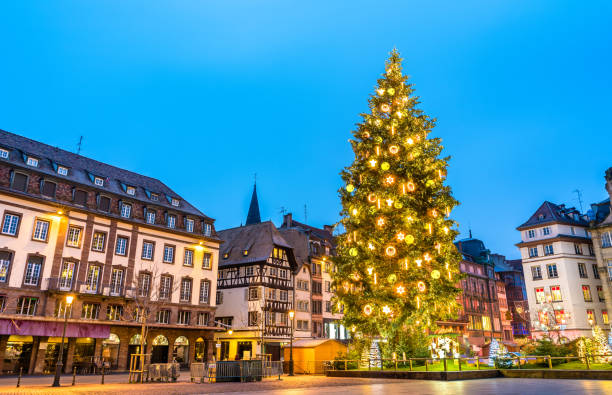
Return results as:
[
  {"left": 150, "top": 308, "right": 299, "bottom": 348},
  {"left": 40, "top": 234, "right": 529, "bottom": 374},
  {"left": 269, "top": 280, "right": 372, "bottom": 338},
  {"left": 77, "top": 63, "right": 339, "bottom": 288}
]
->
[{"left": 245, "top": 181, "right": 261, "bottom": 226}]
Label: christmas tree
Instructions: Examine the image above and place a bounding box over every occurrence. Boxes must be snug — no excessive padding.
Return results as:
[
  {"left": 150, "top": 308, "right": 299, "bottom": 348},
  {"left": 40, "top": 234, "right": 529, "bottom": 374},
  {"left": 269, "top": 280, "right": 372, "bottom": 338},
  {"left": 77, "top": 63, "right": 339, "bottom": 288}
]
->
[
  {"left": 591, "top": 325, "right": 612, "bottom": 362},
  {"left": 333, "top": 50, "right": 461, "bottom": 348}
]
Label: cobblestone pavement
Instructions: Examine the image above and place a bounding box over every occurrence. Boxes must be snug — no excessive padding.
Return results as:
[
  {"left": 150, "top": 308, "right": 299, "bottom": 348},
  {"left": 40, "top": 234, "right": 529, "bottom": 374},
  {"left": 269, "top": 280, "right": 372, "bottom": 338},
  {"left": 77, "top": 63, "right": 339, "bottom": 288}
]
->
[{"left": 0, "top": 375, "right": 611, "bottom": 394}]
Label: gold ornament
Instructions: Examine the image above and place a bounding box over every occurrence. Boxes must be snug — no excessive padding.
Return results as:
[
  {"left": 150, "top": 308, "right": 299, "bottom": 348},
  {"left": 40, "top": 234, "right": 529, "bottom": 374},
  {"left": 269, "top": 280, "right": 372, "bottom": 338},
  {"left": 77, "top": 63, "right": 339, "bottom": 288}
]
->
[
  {"left": 431, "top": 270, "right": 441, "bottom": 279},
  {"left": 363, "top": 304, "right": 373, "bottom": 316},
  {"left": 363, "top": 131, "right": 370, "bottom": 139},
  {"left": 387, "top": 88, "right": 395, "bottom": 95},
  {"left": 405, "top": 234, "right": 415, "bottom": 244},
  {"left": 349, "top": 248, "right": 358, "bottom": 257},
  {"left": 426, "top": 179, "right": 435, "bottom": 187},
  {"left": 381, "top": 162, "right": 390, "bottom": 171},
  {"left": 374, "top": 119, "right": 382, "bottom": 127},
  {"left": 346, "top": 184, "right": 355, "bottom": 192},
  {"left": 417, "top": 281, "right": 427, "bottom": 292},
  {"left": 389, "top": 145, "right": 399, "bottom": 155},
  {"left": 380, "top": 104, "right": 390, "bottom": 113},
  {"left": 367, "top": 193, "right": 377, "bottom": 203},
  {"left": 394, "top": 201, "right": 403, "bottom": 209},
  {"left": 385, "top": 246, "right": 396, "bottom": 257}
]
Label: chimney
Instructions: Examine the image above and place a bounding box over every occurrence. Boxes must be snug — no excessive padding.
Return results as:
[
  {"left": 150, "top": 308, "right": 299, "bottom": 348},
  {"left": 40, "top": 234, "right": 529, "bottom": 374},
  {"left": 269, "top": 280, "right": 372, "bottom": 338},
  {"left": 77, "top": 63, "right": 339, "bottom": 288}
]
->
[
  {"left": 284, "top": 213, "right": 293, "bottom": 228},
  {"left": 323, "top": 225, "right": 333, "bottom": 233},
  {"left": 606, "top": 168, "right": 612, "bottom": 202}
]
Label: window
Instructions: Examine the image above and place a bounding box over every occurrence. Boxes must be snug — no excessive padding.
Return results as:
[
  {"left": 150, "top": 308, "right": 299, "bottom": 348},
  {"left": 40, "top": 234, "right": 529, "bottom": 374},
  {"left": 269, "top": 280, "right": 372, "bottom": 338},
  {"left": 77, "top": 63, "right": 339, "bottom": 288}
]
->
[
  {"left": 54, "top": 300, "right": 72, "bottom": 318},
  {"left": 180, "top": 278, "right": 192, "bottom": 302},
  {"left": 544, "top": 244, "right": 554, "bottom": 256},
  {"left": 185, "top": 218, "right": 194, "bottom": 232},
  {"left": 593, "top": 264, "right": 600, "bottom": 279},
  {"left": 578, "top": 263, "right": 587, "bottom": 278},
  {"left": 325, "top": 300, "right": 331, "bottom": 312},
  {"left": 582, "top": 285, "right": 593, "bottom": 302},
  {"left": 587, "top": 309, "right": 596, "bottom": 324},
  {"left": 280, "top": 290, "right": 288, "bottom": 301},
  {"left": 554, "top": 309, "right": 566, "bottom": 325},
  {"left": 24, "top": 257, "right": 42, "bottom": 286},
  {"left": 604, "top": 310, "right": 609, "bottom": 325},
  {"left": 0, "top": 148, "right": 8, "bottom": 158},
  {"left": 535, "top": 287, "right": 546, "bottom": 304},
  {"left": 527, "top": 229, "right": 535, "bottom": 238},
  {"left": 126, "top": 186, "right": 136, "bottom": 196},
  {"left": 198, "top": 312, "right": 210, "bottom": 326},
  {"left": 120, "top": 203, "right": 132, "bottom": 218},
  {"left": 106, "top": 305, "right": 123, "bottom": 321},
  {"left": 325, "top": 281, "right": 331, "bottom": 293},
  {"left": 297, "top": 300, "right": 309, "bottom": 312},
  {"left": 588, "top": 244, "right": 595, "bottom": 256},
  {"left": 150, "top": 193, "right": 159, "bottom": 201},
  {"left": 279, "top": 269, "right": 287, "bottom": 279},
  {"left": 199, "top": 280, "right": 210, "bottom": 304},
  {"left": 550, "top": 285, "right": 562, "bottom": 302},
  {"left": 0, "top": 251, "right": 12, "bottom": 282},
  {"left": 32, "top": 219, "right": 49, "bottom": 242},
  {"left": 11, "top": 173, "right": 27, "bottom": 192},
  {"left": 141, "top": 241, "right": 154, "bottom": 260},
  {"left": 2, "top": 213, "right": 20, "bottom": 236},
  {"left": 528, "top": 247, "right": 538, "bottom": 258},
  {"left": 91, "top": 232, "right": 106, "bottom": 252},
  {"left": 57, "top": 166, "right": 68, "bottom": 176},
  {"left": 297, "top": 280, "right": 309, "bottom": 291},
  {"left": 531, "top": 266, "right": 542, "bottom": 280},
  {"left": 94, "top": 177, "right": 104, "bottom": 186},
  {"left": 312, "top": 300, "right": 322, "bottom": 314},
  {"left": 159, "top": 275, "right": 172, "bottom": 299},
  {"left": 312, "top": 281, "right": 322, "bottom": 294},
  {"left": 574, "top": 244, "right": 583, "bottom": 255},
  {"left": 138, "top": 273, "right": 151, "bottom": 297},
  {"left": 608, "top": 261, "right": 612, "bottom": 281},
  {"left": 202, "top": 253, "right": 212, "bottom": 270},
  {"left": 482, "top": 316, "right": 492, "bottom": 331},
  {"left": 177, "top": 311, "right": 191, "bottom": 325},
  {"left": 546, "top": 263, "right": 558, "bottom": 278},
  {"left": 246, "top": 311, "right": 259, "bottom": 326},
  {"left": 115, "top": 236, "right": 128, "bottom": 255},
  {"left": 145, "top": 210, "right": 156, "bottom": 224},
  {"left": 597, "top": 285, "right": 605, "bottom": 301},
  {"left": 216, "top": 290, "right": 223, "bottom": 304},
  {"left": 203, "top": 223, "right": 212, "bottom": 236},
  {"left": 167, "top": 214, "right": 176, "bottom": 229},
  {"left": 156, "top": 310, "right": 171, "bottom": 324},
  {"left": 163, "top": 245, "right": 174, "bottom": 263},
  {"left": 85, "top": 265, "right": 101, "bottom": 292},
  {"left": 41, "top": 181, "right": 56, "bottom": 198},
  {"left": 16, "top": 297, "right": 38, "bottom": 315},
  {"left": 542, "top": 227, "right": 551, "bottom": 236},
  {"left": 110, "top": 268, "right": 124, "bottom": 295},
  {"left": 297, "top": 320, "right": 309, "bottom": 331},
  {"left": 65, "top": 226, "right": 82, "bottom": 247},
  {"left": 602, "top": 231, "right": 612, "bottom": 248},
  {"left": 183, "top": 249, "right": 194, "bottom": 267},
  {"left": 248, "top": 287, "right": 259, "bottom": 301},
  {"left": 74, "top": 189, "right": 88, "bottom": 206},
  {"left": 81, "top": 303, "right": 100, "bottom": 320},
  {"left": 98, "top": 196, "right": 111, "bottom": 212},
  {"left": 26, "top": 157, "right": 38, "bottom": 167},
  {"left": 59, "top": 261, "right": 75, "bottom": 290}
]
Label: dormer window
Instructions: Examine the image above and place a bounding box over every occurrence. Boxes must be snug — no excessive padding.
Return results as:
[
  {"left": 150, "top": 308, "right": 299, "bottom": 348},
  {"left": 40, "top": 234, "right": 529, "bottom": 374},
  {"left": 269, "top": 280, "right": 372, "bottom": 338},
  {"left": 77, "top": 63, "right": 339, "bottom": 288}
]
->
[
  {"left": 185, "top": 218, "right": 194, "bottom": 232},
  {"left": 0, "top": 148, "right": 8, "bottom": 159},
  {"left": 243, "top": 250, "right": 249, "bottom": 256},
  {"left": 26, "top": 157, "right": 39, "bottom": 167},
  {"left": 94, "top": 177, "right": 104, "bottom": 187},
  {"left": 150, "top": 193, "right": 159, "bottom": 201},
  {"left": 223, "top": 253, "right": 229, "bottom": 259},
  {"left": 57, "top": 166, "right": 68, "bottom": 176},
  {"left": 203, "top": 223, "right": 212, "bottom": 237},
  {"left": 126, "top": 186, "right": 136, "bottom": 196},
  {"left": 171, "top": 198, "right": 180, "bottom": 207}
]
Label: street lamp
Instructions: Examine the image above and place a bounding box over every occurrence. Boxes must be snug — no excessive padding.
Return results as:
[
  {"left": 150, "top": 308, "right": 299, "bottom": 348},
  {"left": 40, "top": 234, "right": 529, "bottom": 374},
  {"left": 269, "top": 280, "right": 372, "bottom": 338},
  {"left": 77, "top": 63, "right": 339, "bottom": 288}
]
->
[
  {"left": 288, "top": 310, "right": 295, "bottom": 376},
  {"left": 52, "top": 295, "right": 74, "bottom": 387}
]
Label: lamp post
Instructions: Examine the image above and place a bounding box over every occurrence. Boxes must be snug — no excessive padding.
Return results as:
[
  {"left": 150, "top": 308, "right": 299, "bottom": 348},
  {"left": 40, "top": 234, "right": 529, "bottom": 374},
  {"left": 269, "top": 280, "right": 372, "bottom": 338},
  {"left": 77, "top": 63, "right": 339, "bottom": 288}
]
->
[
  {"left": 52, "top": 295, "right": 74, "bottom": 387},
  {"left": 288, "top": 310, "right": 295, "bottom": 376}
]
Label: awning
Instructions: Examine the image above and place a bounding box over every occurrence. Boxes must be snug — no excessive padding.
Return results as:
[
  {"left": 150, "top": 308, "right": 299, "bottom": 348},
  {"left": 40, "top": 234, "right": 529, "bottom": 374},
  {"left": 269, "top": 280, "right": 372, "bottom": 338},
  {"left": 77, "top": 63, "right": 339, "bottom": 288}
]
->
[{"left": 0, "top": 319, "right": 110, "bottom": 339}]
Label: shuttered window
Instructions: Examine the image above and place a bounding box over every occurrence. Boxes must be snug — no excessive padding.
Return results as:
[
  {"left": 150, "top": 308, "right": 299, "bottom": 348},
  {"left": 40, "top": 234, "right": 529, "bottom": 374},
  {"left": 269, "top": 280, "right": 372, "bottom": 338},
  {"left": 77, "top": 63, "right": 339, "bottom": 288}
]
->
[{"left": 11, "top": 173, "right": 27, "bottom": 192}]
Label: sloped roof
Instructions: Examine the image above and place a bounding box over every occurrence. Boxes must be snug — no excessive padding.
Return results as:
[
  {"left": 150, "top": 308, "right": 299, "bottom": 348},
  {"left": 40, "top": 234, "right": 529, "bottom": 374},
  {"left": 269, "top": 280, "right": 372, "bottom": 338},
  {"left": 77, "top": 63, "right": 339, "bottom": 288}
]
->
[
  {"left": 590, "top": 198, "right": 611, "bottom": 227},
  {"left": 277, "top": 227, "right": 309, "bottom": 271},
  {"left": 290, "top": 338, "right": 346, "bottom": 348},
  {"left": 0, "top": 129, "right": 210, "bottom": 219},
  {"left": 517, "top": 201, "right": 588, "bottom": 230},
  {"left": 217, "top": 221, "right": 296, "bottom": 269}
]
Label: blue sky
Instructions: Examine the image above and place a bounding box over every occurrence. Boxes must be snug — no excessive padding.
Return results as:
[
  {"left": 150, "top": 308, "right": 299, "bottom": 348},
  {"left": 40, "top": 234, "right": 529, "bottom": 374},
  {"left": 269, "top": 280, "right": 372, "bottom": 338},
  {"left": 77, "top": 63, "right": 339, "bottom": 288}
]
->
[{"left": 1, "top": 1, "right": 610, "bottom": 258}]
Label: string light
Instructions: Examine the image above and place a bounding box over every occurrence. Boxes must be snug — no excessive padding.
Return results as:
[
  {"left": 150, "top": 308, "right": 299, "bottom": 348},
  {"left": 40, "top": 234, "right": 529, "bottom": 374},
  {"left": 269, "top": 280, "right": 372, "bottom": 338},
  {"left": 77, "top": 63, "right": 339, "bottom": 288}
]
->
[
  {"left": 396, "top": 232, "right": 405, "bottom": 241},
  {"left": 395, "top": 285, "right": 406, "bottom": 295},
  {"left": 369, "top": 159, "right": 377, "bottom": 167},
  {"left": 367, "top": 193, "right": 377, "bottom": 203},
  {"left": 376, "top": 217, "right": 385, "bottom": 227},
  {"left": 382, "top": 305, "right": 392, "bottom": 315},
  {"left": 376, "top": 146, "right": 380, "bottom": 156},
  {"left": 363, "top": 304, "right": 373, "bottom": 316},
  {"left": 385, "top": 198, "right": 393, "bottom": 207},
  {"left": 416, "top": 296, "right": 420, "bottom": 309},
  {"left": 389, "top": 145, "right": 399, "bottom": 154},
  {"left": 443, "top": 226, "right": 450, "bottom": 235},
  {"left": 384, "top": 175, "right": 395, "bottom": 185},
  {"left": 417, "top": 281, "right": 427, "bottom": 292},
  {"left": 385, "top": 246, "right": 396, "bottom": 257}
]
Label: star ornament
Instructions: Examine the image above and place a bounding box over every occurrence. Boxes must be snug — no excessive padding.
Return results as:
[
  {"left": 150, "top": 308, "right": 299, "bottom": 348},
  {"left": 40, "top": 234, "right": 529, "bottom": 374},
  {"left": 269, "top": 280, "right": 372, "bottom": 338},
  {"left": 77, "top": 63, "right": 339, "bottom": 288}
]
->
[
  {"left": 395, "top": 285, "right": 406, "bottom": 295},
  {"left": 396, "top": 232, "right": 405, "bottom": 241},
  {"left": 369, "top": 159, "right": 377, "bottom": 168},
  {"left": 368, "top": 242, "right": 375, "bottom": 250},
  {"left": 376, "top": 217, "right": 385, "bottom": 227},
  {"left": 386, "top": 198, "right": 394, "bottom": 207},
  {"left": 385, "top": 175, "right": 395, "bottom": 185},
  {"left": 382, "top": 305, "right": 392, "bottom": 315}
]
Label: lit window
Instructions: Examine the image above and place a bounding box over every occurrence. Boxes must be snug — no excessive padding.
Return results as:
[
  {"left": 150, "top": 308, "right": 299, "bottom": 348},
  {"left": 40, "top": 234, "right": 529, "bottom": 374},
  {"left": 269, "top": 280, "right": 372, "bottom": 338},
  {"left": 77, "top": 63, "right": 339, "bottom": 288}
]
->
[
  {"left": 120, "top": 203, "right": 132, "bottom": 218},
  {"left": 85, "top": 265, "right": 101, "bottom": 292},
  {"left": 32, "top": 219, "right": 50, "bottom": 241},
  {"left": 597, "top": 285, "right": 605, "bottom": 301},
  {"left": 202, "top": 253, "right": 212, "bottom": 269},
  {"left": 535, "top": 287, "right": 545, "bottom": 304},
  {"left": 185, "top": 218, "right": 194, "bottom": 232},
  {"left": 126, "top": 186, "right": 136, "bottom": 195},
  {"left": 106, "top": 304, "right": 123, "bottom": 320},
  {"left": 150, "top": 193, "right": 159, "bottom": 201},
  {"left": 91, "top": 232, "right": 106, "bottom": 252},
  {"left": 81, "top": 303, "right": 100, "bottom": 319},
  {"left": 94, "top": 177, "right": 104, "bottom": 186},
  {"left": 199, "top": 280, "right": 210, "bottom": 304},
  {"left": 582, "top": 285, "right": 592, "bottom": 302},
  {"left": 57, "top": 166, "right": 68, "bottom": 176},
  {"left": 550, "top": 285, "right": 562, "bottom": 302},
  {"left": 159, "top": 276, "right": 172, "bottom": 299},
  {"left": 16, "top": 297, "right": 38, "bottom": 315},
  {"left": 24, "top": 257, "right": 43, "bottom": 286},
  {"left": 587, "top": 309, "right": 596, "bottom": 324},
  {"left": 603, "top": 310, "right": 609, "bottom": 325},
  {"left": 180, "top": 278, "right": 192, "bottom": 302},
  {"left": 554, "top": 309, "right": 566, "bottom": 325},
  {"left": 138, "top": 273, "right": 151, "bottom": 297},
  {"left": 243, "top": 249, "right": 249, "bottom": 256},
  {"left": 66, "top": 226, "right": 82, "bottom": 247},
  {"left": 171, "top": 198, "right": 180, "bottom": 207},
  {"left": 0, "top": 251, "right": 12, "bottom": 283},
  {"left": 26, "top": 157, "right": 38, "bottom": 167},
  {"left": 109, "top": 269, "right": 124, "bottom": 296},
  {"left": 0, "top": 148, "right": 8, "bottom": 159}
]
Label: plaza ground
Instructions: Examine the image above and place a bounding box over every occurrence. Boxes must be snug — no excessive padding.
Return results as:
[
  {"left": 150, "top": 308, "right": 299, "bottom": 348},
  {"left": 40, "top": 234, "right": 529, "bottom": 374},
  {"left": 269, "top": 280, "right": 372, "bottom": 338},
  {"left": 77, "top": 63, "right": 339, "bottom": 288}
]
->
[{"left": 0, "top": 374, "right": 611, "bottom": 394}]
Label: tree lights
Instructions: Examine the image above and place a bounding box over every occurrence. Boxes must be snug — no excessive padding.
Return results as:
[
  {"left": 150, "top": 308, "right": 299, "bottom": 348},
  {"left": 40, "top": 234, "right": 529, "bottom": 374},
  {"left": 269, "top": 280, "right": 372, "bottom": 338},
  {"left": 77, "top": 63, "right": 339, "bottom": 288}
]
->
[{"left": 332, "top": 50, "right": 462, "bottom": 345}]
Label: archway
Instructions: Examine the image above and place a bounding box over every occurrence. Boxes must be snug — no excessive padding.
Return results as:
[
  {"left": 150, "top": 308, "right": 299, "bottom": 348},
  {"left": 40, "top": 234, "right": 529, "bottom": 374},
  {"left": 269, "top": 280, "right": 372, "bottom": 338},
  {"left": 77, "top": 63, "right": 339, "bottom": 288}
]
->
[
  {"left": 172, "top": 336, "right": 189, "bottom": 368},
  {"left": 151, "top": 335, "right": 169, "bottom": 364},
  {"left": 127, "top": 334, "right": 146, "bottom": 369},
  {"left": 102, "top": 333, "right": 120, "bottom": 369},
  {"left": 194, "top": 337, "right": 206, "bottom": 362}
]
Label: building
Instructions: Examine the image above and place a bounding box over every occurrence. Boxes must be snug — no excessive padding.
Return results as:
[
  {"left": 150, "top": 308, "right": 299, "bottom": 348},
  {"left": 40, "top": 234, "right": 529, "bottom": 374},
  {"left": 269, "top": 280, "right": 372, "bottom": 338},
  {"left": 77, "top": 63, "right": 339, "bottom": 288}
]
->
[
  {"left": 278, "top": 213, "right": 346, "bottom": 340},
  {"left": 214, "top": 185, "right": 297, "bottom": 361},
  {"left": 495, "top": 258, "right": 530, "bottom": 338},
  {"left": 588, "top": 167, "right": 612, "bottom": 329},
  {"left": 0, "top": 129, "right": 220, "bottom": 375},
  {"left": 516, "top": 201, "right": 607, "bottom": 340}
]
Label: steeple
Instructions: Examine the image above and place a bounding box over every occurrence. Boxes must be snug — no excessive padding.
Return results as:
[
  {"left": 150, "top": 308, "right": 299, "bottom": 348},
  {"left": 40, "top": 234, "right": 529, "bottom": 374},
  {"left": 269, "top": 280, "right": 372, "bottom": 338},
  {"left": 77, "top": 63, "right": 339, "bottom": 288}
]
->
[{"left": 245, "top": 181, "right": 261, "bottom": 226}]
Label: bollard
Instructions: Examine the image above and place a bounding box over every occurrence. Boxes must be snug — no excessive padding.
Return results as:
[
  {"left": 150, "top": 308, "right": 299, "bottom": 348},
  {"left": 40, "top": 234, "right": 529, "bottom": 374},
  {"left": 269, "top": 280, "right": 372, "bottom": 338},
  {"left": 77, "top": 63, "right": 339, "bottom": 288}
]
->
[
  {"left": 344, "top": 360, "right": 347, "bottom": 371},
  {"left": 409, "top": 359, "right": 413, "bottom": 371},
  {"left": 476, "top": 357, "right": 480, "bottom": 370},
  {"left": 458, "top": 358, "right": 462, "bottom": 371},
  {"left": 425, "top": 359, "right": 428, "bottom": 372},
  {"left": 72, "top": 366, "right": 76, "bottom": 386},
  {"left": 547, "top": 355, "right": 552, "bottom": 369},
  {"left": 16, "top": 367, "right": 22, "bottom": 388},
  {"left": 101, "top": 364, "right": 105, "bottom": 385},
  {"left": 443, "top": 358, "right": 447, "bottom": 372}
]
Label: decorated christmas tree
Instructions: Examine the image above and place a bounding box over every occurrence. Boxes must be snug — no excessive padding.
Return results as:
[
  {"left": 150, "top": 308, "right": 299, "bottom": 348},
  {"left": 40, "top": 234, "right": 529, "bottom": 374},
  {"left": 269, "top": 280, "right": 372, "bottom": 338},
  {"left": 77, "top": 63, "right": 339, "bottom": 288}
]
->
[
  {"left": 591, "top": 325, "right": 612, "bottom": 362},
  {"left": 333, "top": 50, "right": 462, "bottom": 349}
]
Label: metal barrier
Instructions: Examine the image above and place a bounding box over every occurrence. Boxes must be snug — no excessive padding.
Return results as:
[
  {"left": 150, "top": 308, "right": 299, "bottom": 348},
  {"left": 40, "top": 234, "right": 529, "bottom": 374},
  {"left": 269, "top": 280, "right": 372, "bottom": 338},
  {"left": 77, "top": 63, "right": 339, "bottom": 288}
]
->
[{"left": 148, "top": 363, "right": 180, "bottom": 382}]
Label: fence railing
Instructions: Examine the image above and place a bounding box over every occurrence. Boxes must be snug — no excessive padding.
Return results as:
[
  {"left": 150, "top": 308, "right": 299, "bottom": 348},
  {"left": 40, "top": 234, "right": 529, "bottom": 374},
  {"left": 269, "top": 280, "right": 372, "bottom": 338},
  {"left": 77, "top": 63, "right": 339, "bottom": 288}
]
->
[
  {"left": 324, "top": 354, "right": 612, "bottom": 372},
  {"left": 190, "top": 360, "right": 283, "bottom": 383}
]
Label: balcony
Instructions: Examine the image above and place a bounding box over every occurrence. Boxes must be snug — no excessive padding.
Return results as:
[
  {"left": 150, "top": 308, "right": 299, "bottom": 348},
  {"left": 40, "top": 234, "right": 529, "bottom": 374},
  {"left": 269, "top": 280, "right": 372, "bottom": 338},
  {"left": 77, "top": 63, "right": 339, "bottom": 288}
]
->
[
  {"left": 264, "top": 325, "right": 291, "bottom": 337},
  {"left": 44, "top": 277, "right": 129, "bottom": 298},
  {"left": 265, "top": 299, "right": 292, "bottom": 312}
]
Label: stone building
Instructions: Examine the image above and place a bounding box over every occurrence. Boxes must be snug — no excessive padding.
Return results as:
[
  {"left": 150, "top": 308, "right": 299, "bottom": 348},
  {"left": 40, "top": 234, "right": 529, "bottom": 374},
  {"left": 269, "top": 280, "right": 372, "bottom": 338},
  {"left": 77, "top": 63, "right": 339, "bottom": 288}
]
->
[
  {"left": 517, "top": 201, "right": 606, "bottom": 340},
  {"left": 494, "top": 258, "right": 530, "bottom": 338},
  {"left": 0, "top": 129, "right": 220, "bottom": 374}
]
